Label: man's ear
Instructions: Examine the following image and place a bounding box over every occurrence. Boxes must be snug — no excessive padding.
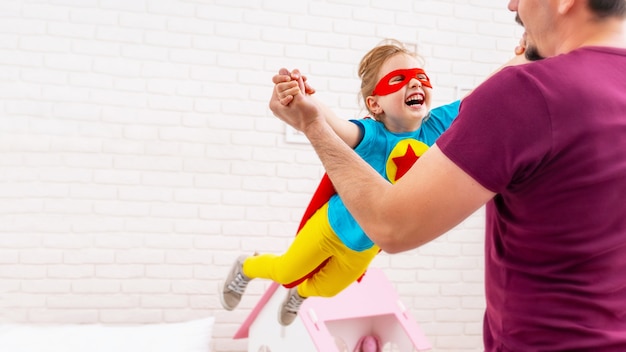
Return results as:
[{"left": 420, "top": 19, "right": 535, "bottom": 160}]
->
[
  {"left": 366, "top": 96, "right": 383, "bottom": 115},
  {"left": 558, "top": 0, "right": 575, "bottom": 14}
]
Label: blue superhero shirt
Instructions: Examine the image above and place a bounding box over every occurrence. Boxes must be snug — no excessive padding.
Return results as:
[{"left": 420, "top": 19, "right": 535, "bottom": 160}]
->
[{"left": 327, "top": 100, "right": 461, "bottom": 251}]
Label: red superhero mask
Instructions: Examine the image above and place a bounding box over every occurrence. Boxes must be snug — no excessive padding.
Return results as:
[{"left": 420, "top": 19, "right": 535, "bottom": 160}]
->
[{"left": 372, "top": 68, "right": 432, "bottom": 96}]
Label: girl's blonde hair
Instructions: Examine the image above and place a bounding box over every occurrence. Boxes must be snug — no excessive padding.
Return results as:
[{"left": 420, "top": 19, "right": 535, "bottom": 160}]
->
[{"left": 357, "top": 39, "right": 425, "bottom": 117}]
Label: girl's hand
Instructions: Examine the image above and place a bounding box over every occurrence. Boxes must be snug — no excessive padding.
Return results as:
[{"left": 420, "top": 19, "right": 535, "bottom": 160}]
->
[
  {"left": 271, "top": 68, "right": 316, "bottom": 106},
  {"left": 515, "top": 33, "right": 527, "bottom": 56}
]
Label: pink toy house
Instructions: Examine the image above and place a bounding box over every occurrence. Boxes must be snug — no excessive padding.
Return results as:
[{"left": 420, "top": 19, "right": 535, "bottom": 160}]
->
[{"left": 234, "top": 268, "right": 431, "bottom": 352}]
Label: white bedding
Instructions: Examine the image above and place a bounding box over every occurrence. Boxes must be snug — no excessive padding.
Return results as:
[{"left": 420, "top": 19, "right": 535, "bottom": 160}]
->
[{"left": 0, "top": 316, "right": 214, "bottom": 352}]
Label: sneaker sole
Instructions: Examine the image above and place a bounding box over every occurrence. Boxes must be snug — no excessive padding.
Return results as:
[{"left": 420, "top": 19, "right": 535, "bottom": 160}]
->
[
  {"left": 277, "top": 298, "right": 297, "bottom": 326},
  {"left": 277, "top": 309, "right": 297, "bottom": 326},
  {"left": 217, "top": 280, "right": 236, "bottom": 311},
  {"left": 277, "top": 308, "right": 288, "bottom": 326}
]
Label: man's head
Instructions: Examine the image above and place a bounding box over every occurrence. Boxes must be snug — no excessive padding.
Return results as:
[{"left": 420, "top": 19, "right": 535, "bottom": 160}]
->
[{"left": 509, "top": 0, "right": 626, "bottom": 59}]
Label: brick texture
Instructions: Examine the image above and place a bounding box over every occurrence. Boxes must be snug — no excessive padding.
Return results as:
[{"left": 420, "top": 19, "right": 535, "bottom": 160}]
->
[{"left": 0, "top": 1, "right": 524, "bottom": 351}]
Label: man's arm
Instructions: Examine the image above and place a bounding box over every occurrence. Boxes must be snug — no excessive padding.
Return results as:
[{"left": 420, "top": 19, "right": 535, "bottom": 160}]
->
[{"left": 269, "top": 88, "right": 495, "bottom": 253}]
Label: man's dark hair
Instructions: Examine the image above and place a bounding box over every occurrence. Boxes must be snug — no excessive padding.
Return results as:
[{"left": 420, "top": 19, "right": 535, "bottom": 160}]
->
[{"left": 588, "top": 0, "right": 626, "bottom": 18}]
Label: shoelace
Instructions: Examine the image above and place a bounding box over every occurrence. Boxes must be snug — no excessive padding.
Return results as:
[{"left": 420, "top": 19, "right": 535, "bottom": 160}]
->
[
  {"left": 227, "top": 272, "right": 249, "bottom": 294},
  {"left": 285, "top": 292, "right": 304, "bottom": 313}
]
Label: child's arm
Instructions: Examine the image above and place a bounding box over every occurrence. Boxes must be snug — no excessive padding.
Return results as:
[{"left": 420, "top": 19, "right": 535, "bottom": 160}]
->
[{"left": 272, "top": 68, "right": 362, "bottom": 148}]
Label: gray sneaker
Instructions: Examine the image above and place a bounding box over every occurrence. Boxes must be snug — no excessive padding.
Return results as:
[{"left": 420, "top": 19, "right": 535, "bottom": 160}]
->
[
  {"left": 219, "top": 254, "right": 252, "bottom": 311},
  {"left": 278, "top": 287, "right": 306, "bottom": 326}
]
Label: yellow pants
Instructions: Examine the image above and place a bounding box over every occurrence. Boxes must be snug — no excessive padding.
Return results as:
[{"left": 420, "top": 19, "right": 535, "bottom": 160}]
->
[{"left": 242, "top": 203, "right": 380, "bottom": 298}]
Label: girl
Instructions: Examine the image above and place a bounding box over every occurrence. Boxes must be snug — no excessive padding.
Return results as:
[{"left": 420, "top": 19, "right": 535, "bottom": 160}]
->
[{"left": 220, "top": 39, "right": 470, "bottom": 325}]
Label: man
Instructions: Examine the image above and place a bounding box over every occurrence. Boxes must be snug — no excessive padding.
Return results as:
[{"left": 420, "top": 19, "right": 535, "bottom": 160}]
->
[{"left": 269, "top": 0, "right": 626, "bottom": 351}]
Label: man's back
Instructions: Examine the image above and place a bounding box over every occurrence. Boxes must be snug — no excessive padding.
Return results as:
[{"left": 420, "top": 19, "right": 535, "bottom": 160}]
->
[{"left": 438, "top": 46, "right": 626, "bottom": 351}]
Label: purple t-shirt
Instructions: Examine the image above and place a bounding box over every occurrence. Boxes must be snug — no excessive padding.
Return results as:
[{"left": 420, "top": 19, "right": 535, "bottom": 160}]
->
[{"left": 438, "top": 47, "right": 626, "bottom": 351}]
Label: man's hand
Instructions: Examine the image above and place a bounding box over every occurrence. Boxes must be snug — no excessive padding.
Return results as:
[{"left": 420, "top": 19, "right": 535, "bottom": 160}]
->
[
  {"left": 269, "top": 68, "right": 322, "bottom": 134},
  {"left": 272, "top": 68, "right": 316, "bottom": 106}
]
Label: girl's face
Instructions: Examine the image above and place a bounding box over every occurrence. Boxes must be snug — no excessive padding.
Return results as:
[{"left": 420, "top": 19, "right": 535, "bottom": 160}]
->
[{"left": 366, "top": 53, "right": 433, "bottom": 133}]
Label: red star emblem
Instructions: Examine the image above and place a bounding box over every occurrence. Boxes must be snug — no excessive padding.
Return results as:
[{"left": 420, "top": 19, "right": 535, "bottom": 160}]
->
[{"left": 392, "top": 144, "right": 419, "bottom": 181}]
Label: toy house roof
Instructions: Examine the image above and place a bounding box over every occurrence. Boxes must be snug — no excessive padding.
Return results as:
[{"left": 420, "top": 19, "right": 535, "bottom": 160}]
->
[{"left": 233, "top": 267, "right": 431, "bottom": 351}]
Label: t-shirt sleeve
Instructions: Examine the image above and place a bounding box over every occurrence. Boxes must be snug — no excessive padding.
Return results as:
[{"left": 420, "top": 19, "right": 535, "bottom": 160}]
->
[
  {"left": 349, "top": 118, "right": 366, "bottom": 148},
  {"left": 349, "top": 118, "right": 379, "bottom": 160},
  {"left": 436, "top": 67, "right": 553, "bottom": 193},
  {"left": 427, "top": 99, "right": 461, "bottom": 135}
]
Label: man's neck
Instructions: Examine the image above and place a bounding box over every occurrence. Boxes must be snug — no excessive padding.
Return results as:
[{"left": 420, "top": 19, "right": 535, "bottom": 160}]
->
[{"left": 557, "top": 17, "right": 626, "bottom": 54}]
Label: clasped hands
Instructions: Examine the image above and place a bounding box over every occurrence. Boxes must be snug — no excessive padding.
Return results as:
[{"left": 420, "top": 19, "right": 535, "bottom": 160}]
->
[{"left": 268, "top": 68, "right": 323, "bottom": 136}]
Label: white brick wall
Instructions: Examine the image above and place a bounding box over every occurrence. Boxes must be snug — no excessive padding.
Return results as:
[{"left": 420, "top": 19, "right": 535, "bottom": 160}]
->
[{"left": 0, "top": 0, "right": 523, "bottom": 351}]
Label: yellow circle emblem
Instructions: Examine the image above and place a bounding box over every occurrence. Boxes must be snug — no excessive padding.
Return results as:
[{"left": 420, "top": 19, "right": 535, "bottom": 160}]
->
[{"left": 386, "top": 139, "right": 429, "bottom": 184}]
